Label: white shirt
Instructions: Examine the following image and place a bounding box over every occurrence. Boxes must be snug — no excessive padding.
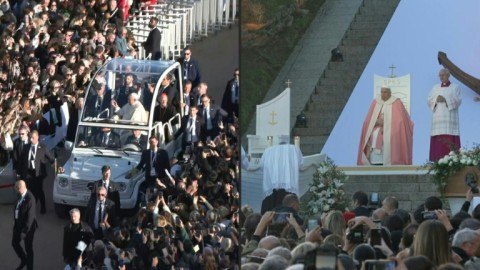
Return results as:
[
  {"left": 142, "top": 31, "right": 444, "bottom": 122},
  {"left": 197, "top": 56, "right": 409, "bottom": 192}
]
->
[{"left": 427, "top": 83, "right": 462, "bottom": 136}]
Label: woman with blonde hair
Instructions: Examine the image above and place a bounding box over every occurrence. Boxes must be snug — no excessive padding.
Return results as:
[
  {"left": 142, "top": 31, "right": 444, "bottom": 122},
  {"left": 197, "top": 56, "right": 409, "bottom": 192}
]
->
[
  {"left": 324, "top": 210, "right": 346, "bottom": 237},
  {"left": 412, "top": 220, "right": 452, "bottom": 266}
]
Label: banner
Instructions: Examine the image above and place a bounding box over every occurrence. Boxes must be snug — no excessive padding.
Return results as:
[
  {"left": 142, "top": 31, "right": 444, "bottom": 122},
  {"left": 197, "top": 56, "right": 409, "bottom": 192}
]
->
[{"left": 374, "top": 74, "right": 411, "bottom": 115}]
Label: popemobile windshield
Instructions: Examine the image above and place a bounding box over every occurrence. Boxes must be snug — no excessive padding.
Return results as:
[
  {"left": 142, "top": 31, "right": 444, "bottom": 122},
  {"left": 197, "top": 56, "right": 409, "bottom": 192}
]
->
[{"left": 53, "top": 58, "right": 183, "bottom": 217}]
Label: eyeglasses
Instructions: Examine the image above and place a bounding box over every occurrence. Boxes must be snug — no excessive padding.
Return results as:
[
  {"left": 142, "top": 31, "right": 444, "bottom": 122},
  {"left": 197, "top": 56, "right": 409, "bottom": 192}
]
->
[
  {"left": 66, "top": 73, "right": 73, "bottom": 76},
  {"left": 54, "top": 86, "right": 61, "bottom": 89},
  {"left": 20, "top": 133, "right": 27, "bottom": 135},
  {"left": 185, "top": 53, "right": 191, "bottom": 55},
  {"left": 98, "top": 193, "right": 106, "bottom": 197}
]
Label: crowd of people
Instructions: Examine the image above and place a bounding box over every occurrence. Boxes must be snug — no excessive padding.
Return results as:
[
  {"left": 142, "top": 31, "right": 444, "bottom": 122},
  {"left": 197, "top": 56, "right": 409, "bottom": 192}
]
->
[
  {"left": 0, "top": 0, "right": 241, "bottom": 268},
  {"left": 240, "top": 189, "right": 480, "bottom": 270}
]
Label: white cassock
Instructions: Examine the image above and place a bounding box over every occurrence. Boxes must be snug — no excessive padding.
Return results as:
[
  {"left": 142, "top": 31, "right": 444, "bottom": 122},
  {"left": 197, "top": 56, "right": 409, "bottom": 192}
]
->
[
  {"left": 260, "top": 144, "right": 304, "bottom": 197},
  {"left": 116, "top": 101, "right": 147, "bottom": 122},
  {"left": 427, "top": 83, "right": 461, "bottom": 136}
]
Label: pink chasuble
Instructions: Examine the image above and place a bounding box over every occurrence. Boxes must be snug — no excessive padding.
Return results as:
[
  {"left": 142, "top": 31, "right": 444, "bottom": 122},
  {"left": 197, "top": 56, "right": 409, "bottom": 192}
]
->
[{"left": 357, "top": 97, "right": 414, "bottom": 165}]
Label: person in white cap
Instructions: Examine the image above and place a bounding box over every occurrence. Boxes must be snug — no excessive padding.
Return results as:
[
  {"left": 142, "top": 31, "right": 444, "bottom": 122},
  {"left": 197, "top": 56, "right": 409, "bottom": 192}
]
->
[{"left": 111, "top": 92, "right": 147, "bottom": 123}]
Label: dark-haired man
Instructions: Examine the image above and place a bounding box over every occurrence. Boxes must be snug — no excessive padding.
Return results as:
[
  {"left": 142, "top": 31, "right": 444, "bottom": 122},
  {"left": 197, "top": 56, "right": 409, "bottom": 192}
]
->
[{"left": 143, "top": 17, "right": 161, "bottom": 60}]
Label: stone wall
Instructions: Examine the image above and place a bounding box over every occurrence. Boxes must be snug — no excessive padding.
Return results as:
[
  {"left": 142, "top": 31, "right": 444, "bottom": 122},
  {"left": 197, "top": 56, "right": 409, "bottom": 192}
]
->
[{"left": 343, "top": 174, "right": 439, "bottom": 212}]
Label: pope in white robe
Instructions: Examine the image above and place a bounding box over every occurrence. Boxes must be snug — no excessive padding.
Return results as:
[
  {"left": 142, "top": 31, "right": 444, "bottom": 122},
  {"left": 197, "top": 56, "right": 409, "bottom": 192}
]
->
[{"left": 112, "top": 92, "right": 147, "bottom": 123}]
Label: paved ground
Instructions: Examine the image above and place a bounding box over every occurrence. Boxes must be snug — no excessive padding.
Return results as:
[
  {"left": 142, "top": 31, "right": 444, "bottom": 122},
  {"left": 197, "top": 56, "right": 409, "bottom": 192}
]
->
[{"left": 0, "top": 23, "right": 238, "bottom": 270}]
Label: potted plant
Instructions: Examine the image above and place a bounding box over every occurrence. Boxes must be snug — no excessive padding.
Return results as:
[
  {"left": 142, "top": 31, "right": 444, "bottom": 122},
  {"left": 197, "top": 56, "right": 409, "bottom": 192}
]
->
[
  {"left": 426, "top": 145, "right": 480, "bottom": 198},
  {"left": 304, "top": 157, "right": 348, "bottom": 217}
]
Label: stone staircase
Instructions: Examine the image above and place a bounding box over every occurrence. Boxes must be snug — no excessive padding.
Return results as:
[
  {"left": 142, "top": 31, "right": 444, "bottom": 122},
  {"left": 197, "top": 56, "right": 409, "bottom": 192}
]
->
[{"left": 293, "top": 0, "right": 400, "bottom": 156}]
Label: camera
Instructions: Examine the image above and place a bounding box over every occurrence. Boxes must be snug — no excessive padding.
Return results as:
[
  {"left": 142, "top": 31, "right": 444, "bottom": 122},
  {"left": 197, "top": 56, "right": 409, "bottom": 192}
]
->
[
  {"left": 465, "top": 172, "right": 479, "bottom": 193},
  {"left": 422, "top": 211, "right": 437, "bottom": 220},
  {"left": 370, "top": 228, "right": 382, "bottom": 246},
  {"left": 272, "top": 212, "right": 290, "bottom": 224},
  {"left": 347, "top": 226, "right": 365, "bottom": 244}
]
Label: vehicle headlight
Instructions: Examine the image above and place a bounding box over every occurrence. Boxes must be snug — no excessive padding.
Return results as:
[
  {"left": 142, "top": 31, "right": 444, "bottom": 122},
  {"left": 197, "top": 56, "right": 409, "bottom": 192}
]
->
[
  {"left": 118, "top": 182, "right": 127, "bottom": 192},
  {"left": 58, "top": 177, "right": 69, "bottom": 188}
]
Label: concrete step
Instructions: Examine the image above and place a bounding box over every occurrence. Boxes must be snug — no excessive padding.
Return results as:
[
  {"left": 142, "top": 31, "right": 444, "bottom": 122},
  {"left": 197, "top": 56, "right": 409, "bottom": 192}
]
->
[
  {"left": 309, "top": 93, "right": 351, "bottom": 103},
  {"left": 349, "top": 22, "right": 390, "bottom": 31},
  {"left": 345, "top": 28, "right": 386, "bottom": 39},
  {"left": 291, "top": 0, "right": 400, "bottom": 152},
  {"left": 294, "top": 127, "right": 332, "bottom": 136},
  {"left": 341, "top": 36, "right": 382, "bottom": 46},
  {"left": 305, "top": 100, "right": 350, "bottom": 112}
]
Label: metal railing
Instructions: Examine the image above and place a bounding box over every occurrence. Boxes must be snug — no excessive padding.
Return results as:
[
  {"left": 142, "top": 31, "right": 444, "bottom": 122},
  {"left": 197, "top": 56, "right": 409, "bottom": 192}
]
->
[{"left": 126, "top": 0, "right": 237, "bottom": 60}]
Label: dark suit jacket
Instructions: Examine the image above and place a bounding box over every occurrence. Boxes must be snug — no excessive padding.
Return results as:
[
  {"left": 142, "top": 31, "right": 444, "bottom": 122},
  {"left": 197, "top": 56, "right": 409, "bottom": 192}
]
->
[
  {"left": 63, "top": 221, "right": 94, "bottom": 263},
  {"left": 88, "top": 179, "right": 121, "bottom": 212},
  {"left": 179, "top": 115, "right": 204, "bottom": 145},
  {"left": 90, "top": 131, "right": 121, "bottom": 148},
  {"left": 144, "top": 28, "right": 162, "bottom": 60},
  {"left": 178, "top": 57, "right": 201, "bottom": 88},
  {"left": 66, "top": 103, "right": 81, "bottom": 142},
  {"left": 136, "top": 148, "right": 170, "bottom": 180},
  {"left": 19, "top": 143, "right": 55, "bottom": 179},
  {"left": 183, "top": 91, "right": 198, "bottom": 111},
  {"left": 14, "top": 190, "right": 38, "bottom": 234},
  {"left": 85, "top": 91, "right": 112, "bottom": 118},
  {"left": 125, "top": 134, "right": 148, "bottom": 150},
  {"left": 84, "top": 197, "right": 118, "bottom": 230},
  {"left": 157, "top": 84, "right": 179, "bottom": 108},
  {"left": 153, "top": 104, "right": 177, "bottom": 124},
  {"left": 353, "top": 206, "right": 372, "bottom": 217},
  {"left": 12, "top": 138, "right": 29, "bottom": 172},
  {"left": 221, "top": 78, "right": 239, "bottom": 116},
  {"left": 198, "top": 104, "right": 228, "bottom": 132}
]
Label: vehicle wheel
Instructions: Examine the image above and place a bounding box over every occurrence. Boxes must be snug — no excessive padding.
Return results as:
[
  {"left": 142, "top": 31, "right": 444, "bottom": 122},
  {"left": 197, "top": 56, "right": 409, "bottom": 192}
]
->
[{"left": 54, "top": 203, "right": 68, "bottom": 218}]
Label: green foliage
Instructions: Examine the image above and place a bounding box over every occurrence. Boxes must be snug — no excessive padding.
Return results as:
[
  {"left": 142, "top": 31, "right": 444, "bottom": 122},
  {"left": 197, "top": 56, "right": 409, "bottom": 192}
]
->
[{"left": 240, "top": 0, "right": 327, "bottom": 134}]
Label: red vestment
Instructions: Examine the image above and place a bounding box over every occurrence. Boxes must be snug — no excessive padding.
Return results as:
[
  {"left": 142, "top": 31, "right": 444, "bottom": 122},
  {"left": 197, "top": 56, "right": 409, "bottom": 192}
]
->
[{"left": 357, "top": 97, "right": 414, "bottom": 165}]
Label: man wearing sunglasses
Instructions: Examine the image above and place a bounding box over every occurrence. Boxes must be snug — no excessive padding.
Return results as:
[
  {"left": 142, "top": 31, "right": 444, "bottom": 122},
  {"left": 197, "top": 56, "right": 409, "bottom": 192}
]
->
[
  {"left": 12, "top": 126, "right": 30, "bottom": 179},
  {"left": 84, "top": 186, "right": 118, "bottom": 240}
]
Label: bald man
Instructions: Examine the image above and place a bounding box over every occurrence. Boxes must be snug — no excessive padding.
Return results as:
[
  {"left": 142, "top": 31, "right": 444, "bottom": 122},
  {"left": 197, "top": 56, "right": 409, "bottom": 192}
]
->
[{"left": 12, "top": 180, "right": 38, "bottom": 270}]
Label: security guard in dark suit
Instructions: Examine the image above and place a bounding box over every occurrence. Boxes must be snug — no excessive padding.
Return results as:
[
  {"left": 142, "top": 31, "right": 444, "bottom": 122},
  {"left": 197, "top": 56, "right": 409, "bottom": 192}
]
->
[{"left": 12, "top": 180, "right": 38, "bottom": 270}]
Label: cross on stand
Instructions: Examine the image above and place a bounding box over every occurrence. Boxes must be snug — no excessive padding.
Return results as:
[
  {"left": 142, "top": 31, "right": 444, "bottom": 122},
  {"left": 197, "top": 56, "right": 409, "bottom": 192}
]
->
[
  {"left": 389, "top": 64, "right": 396, "bottom": 78},
  {"left": 285, "top": 79, "right": 292, "bottom": 88}
]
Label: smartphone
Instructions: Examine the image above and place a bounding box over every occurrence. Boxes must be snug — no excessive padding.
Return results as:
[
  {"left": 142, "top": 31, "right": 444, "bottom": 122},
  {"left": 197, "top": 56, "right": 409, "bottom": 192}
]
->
[
  {"left": 370, "top": 192, "right": 379, "bottom": 205},
  {"left": 308, "top": 219, "right": 318, "bottom": 232},
  {"left": 364, "top": 259, "right": 396, "bottom": 270},
  {"left": 370, "top": 228, "right": 381, "bottom": 246},
  {"left": 304, "top": 247, "right": 337, "bottom": 270},
  {"left": 422, "top": 211, "right": 437, "bottom": 220},
  {"left": 272, "top": 212, "right": 290, "bottom": 224}
]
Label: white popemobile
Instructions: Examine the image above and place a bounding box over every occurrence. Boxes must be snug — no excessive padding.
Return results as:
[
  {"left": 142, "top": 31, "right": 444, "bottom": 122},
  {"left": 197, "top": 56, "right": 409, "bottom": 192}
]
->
[{"left": 53, "top": 59, "right": 183, "bottom": 217}]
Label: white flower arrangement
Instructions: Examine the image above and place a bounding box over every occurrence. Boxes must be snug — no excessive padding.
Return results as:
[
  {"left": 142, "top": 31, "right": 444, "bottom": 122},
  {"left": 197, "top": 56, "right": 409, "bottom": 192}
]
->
[
  {"left": 305, "top": 157, "right": 348, "bottom": 216},
  {"left": 426, "top": 146, "right": 480, "bottom": 197}
]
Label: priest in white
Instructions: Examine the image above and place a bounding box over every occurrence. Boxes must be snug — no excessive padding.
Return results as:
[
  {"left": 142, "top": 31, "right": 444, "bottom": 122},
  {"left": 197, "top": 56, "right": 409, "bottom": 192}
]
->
[
  {"left": 428, "top": 68, "right": 462, "bottom": 161},
  {"left": 357, "top": 86, "right": 414, "bottom": 165},
  {"left": 259, "top": 142, "right": 304, "bottom": 213}
]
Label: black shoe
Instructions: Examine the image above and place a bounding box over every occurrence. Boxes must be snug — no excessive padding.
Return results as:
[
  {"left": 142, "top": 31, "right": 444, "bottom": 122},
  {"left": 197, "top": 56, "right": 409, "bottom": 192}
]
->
[{"left": 16, "top": 261, "right": 26, "bottom": 270}]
